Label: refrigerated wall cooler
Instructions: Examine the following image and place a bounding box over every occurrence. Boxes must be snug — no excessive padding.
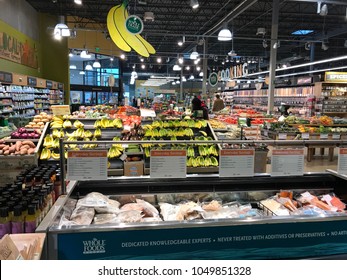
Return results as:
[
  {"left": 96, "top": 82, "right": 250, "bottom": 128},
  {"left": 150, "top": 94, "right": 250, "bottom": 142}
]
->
[{"left": 38, "top": 172, "right": 347, "bottom": 260}]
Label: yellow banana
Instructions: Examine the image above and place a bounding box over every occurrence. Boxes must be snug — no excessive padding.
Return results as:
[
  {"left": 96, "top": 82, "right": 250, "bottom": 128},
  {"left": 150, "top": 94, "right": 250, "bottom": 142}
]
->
[
  {"left": 124, "top": 7, "right": 155, "bottom": 55},
  {"left": 112, "top": 2, "right": 149, "bottom": 57},
  {"left": 107, "top": 5, "right": 131, "bottom": 52}
]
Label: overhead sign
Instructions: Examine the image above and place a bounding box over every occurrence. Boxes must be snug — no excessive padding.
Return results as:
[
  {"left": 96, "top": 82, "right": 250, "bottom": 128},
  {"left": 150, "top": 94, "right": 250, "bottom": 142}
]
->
[
  {"left": 216, "top": 63, "right": 249, "bottom": 81},
  {"left": 125, "top": 15, "right": 144, "bottom": 35},
  {"left": 325, "top": 72, "right": 347, "bottom": 83},
  {"left": 208, "top": 72, "right": 218, "bottom": 87}
]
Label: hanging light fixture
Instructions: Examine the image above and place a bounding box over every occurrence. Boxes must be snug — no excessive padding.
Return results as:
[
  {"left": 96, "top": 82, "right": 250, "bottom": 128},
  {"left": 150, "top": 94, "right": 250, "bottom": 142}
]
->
[
  {"left": 80, "top": 49, "right": 91, "bottom": 59},
  {"left": 53, "top": 16, "right": 70, "bottom": 40},
  {"left": 190, "top": 47, "right": 199, "bottom": 60},
  {"left": 318, "top": 2, "right": 328, "bottom": 16},
  {"left": 218, "top": 23, "right": 232, "bottom": 41},
  {"left": 157, "top": 57, "right": 162, "bottom": 63},
  {"left": 79, "top": 71, "right": 85, "bottom": 75},
  {"left": 120, "top": 54, "right": 126, "bottom": 59},
  {"left": 189, "top": 74, "right": 195, "bottom": 80},
  {"left": 93, "top": 54, "right": 101, "bottom": 68},
  {"left": 85, "top": 63, "right": 93, "bottom": 71},
  {"left": 173, "top": 64, "right": 182, "bottom": 71},
  {"left": 74, "top": 0, "right": 82, "bottom": 5},
  {"left": 190, "top": 0, "right": 199, "bottom": 9}
]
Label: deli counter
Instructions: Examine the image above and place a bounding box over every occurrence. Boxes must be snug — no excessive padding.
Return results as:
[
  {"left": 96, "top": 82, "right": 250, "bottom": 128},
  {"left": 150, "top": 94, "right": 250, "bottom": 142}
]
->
[{"left": 36, "top": 171, "right": 347, "bottom": 260}]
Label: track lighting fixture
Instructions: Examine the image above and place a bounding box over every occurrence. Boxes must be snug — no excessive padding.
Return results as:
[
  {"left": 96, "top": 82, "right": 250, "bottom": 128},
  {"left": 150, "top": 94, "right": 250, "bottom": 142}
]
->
[
  {"left": 321, "top": 41, "right": 329, "bottom": 51},
  {"left": 262, "top": 39, "right": 268, "bottom": 48},
  {"left": 317, "top": 2, "right": 328, "bottom": 16},
  {"left": 190, "top": 0, "right": 199, "bottom": 9}
]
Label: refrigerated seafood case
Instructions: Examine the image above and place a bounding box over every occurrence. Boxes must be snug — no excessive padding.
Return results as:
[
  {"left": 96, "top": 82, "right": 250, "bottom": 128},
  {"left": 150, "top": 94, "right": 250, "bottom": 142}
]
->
[{"left": 40, "top": 172, "right": 347, "bottom": 260}]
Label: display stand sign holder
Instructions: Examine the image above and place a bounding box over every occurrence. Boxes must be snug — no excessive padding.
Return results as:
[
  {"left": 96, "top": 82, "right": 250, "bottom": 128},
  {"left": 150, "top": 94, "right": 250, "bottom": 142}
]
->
[
  {"left": 67, "top": 150, "right": 108, "bottom": 181},
  {"left": 271, "top": 148, "right": 304, "bottom": 176},
  {"left": 219, "top": 149, "right": 255, "bottom": 177},
  {"left": 150, "top": 150, "right": 186, "bottom": 178}
]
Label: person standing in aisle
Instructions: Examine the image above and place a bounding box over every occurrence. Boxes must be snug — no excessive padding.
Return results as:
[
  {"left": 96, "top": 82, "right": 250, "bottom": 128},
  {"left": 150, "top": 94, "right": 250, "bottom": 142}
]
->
[
  {"left": 212, "top": 94, "right": 225, "bottom": 112},
  {"left": 191, "top": 95, "right": 202, "bottom": 111}
]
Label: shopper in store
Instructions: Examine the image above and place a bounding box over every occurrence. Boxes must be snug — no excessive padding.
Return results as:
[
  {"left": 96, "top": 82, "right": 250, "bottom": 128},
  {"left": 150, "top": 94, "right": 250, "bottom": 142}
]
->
[
  {"left": 191, "top": 95, "right": 202, "bottom": 111},
  {"left": 279, "top": 102, "right": 291, "bottom": 116},
  {"left": 212, "top": 94, "right": 225, "bottom": 112}
]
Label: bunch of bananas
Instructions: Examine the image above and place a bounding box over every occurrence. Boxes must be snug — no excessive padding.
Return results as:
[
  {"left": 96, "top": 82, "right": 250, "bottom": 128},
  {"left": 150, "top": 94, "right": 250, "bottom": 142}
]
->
[
  {"left": 52, "top": 129, "right": 65, "bottom": 138},
  {"left": 94, "top": 120, "right": 102, "bottom": 128},
  {"left": 108, "top": 146, "right": 123, "bottom": 159},
  {"left": 187, "top": 156, "right": 218, "bottom": 167},
  {"left": 75, "top": 128, "right": 85, "bottom": 139},
  {"left": 187, "top": 146, "right": 195, "bottom": 157},
  {"left": 81, "top": 137, "right": 98, "bottom": 149},
  {"left": 73, "top": 120, "right": 84, "bottom": 129},
  {"left": 43, "top": 135, "right": 54, "bottom": 148},
  {"left": 50, "top": 150, "right": 60, "bottom": 160},
  {"left": 84, "top": 130, "right": 93, "bottom": 138},
  {"left": 107, "top": 1, "right": 156, "bottom": 57},
  {"left": 40, "top": 147, "right": 51, "bottom": 160},
  {"left": 62, "top": 119, "right": 72, "bottom": 129},
  {"left": 50, "top": 116, "right": 64, "bottom": 128},
  {"left": 66, "top": 137, "right": 77, "bottom": 149},
  {"left": 94, "top": 128, "right": 102, "bottom": 138},
  {"left": 144, "top": 147, "right": 151, "bottom": 157}
]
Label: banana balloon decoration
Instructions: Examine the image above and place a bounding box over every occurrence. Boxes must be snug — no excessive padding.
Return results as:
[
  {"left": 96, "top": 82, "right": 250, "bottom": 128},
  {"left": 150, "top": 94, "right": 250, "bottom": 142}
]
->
[{"left": 107, "top": 0, "right": 156, "bottom": 57}]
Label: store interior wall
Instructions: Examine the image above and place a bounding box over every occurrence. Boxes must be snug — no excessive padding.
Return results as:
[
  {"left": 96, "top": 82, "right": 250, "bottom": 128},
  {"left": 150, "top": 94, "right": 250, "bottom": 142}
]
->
[{"left": 0, "top": 0, "right": 70, "bottom": 104}]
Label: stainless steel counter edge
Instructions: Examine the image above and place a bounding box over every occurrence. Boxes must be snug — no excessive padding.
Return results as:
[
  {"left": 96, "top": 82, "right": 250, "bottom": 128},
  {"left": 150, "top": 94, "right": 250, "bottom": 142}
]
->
[{"left": 326, "top": 169, "right": 347, "bottom": 180}]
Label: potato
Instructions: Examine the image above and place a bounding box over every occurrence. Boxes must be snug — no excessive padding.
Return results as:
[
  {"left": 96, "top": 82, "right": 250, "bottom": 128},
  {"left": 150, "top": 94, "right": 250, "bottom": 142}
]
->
[
  {"left": 22, "top": 141, "right": 36, "bottom": 148},
  {"left": 3, "top": 150, "right": 10, "bottom": 155},
  {"left": 27, "top": 148, "right": 35, "bottom": 155},
  {"left": 0, "top": 144, "right": 6, "bottom": 149},
  {"left": 2, "top": 145, "right": 10, "bottom": 151},
  {"left": 9, "top": 146, "right": 16, "bottom": 153},
  {"left": 20, "top": 144, "right": 30, "bottom": 150},
  {"left": 20, "top": 149, "right": 28, "bottom": 155},
  {"left": 15, "top": 141, "right": 22, "bottom": 152}
]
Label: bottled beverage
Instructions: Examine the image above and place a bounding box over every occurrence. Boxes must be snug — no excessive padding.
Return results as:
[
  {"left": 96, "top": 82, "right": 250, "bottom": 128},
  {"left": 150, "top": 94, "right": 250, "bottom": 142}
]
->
[
  {"left": 7, "top": 201, "right": 15, "bottom": 221},
  {"left": 24, "top": 205, "right": 36, "bottom": 233},
  {"left": 0, "top": 206, "right": 11, "bottom": 238},
  {"left": 11, "top": 205, "right": 24, "bottom": 234}
]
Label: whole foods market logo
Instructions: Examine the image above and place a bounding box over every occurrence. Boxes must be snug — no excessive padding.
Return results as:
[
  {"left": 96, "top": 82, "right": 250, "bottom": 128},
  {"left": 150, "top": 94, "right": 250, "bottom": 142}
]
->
[
  {"left": 83, "top": 238, "right": 106, "bottom": 254},
  {"left": 209, "top": 72, "right": 218, "bottom": 87},
  {"left": 125, "top": 15, "right": 144, "bottom": 34}
]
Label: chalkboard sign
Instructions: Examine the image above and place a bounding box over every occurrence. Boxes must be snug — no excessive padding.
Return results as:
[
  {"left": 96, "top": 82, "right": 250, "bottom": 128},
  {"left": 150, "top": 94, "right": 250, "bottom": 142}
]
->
[
  {"left": 27, "top": 77, "right": 37, "bottom": 86},
  {"left": 0, "top": 71, "right": 13, "bottom": 83},
  {"left": 46, "top": 80, "right": 53, "bottom": 89},
  {"left": 58, "top": 83, "right": 64, "bottom": 90}
]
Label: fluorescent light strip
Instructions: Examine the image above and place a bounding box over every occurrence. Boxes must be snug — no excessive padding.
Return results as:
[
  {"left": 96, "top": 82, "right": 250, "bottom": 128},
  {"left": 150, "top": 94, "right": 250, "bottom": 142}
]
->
[
  {"left": 276, "top": 65, "right": 347, "bottom": 78},
  {"left": 245, "top": 55, "right": 347, "bottom": 77}
]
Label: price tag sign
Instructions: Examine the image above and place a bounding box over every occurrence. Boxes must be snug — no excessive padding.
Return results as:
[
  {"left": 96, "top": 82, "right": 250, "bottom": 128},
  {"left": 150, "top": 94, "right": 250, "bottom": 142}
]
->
[
  {"left": 150, "top": 150, "right": 186, "bottom": 178},
  {"left": 301, "top": 133, "right": 310, "bottom": 140},
  {"left": 320, "top": 133, "right": 329, "bottom": 139},
  {"left": 140, "top": 108, "right": 156, "bottom": 117},
  {"left": 67, "top": 150, "right": 108, "bottom": 181},
  {"left": 337, "top": 148, "right": 347, "bottom": 175},
  {"left": 332, "top": 134, "right": 340, "bottom": 140},
  {"left": 51, "top": 105, "right": 70, "bottom": 116},
  {"left": 278, "top": 133, "right": 287, "bottom": 140},
  {"left": 271, "top": 149, "right": 304, "bottom": 176},
  {"left": 263, "top": 130, "right": 268, "bottom": 137},
  {"left": 219, "top": 149, "right": 254, "bottom": 177}
]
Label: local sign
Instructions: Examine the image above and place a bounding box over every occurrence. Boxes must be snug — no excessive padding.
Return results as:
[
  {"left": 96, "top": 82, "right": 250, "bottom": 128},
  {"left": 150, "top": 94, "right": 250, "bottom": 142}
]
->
[{"left": 125, "top": 15, "right": 144, "bottom": 35}]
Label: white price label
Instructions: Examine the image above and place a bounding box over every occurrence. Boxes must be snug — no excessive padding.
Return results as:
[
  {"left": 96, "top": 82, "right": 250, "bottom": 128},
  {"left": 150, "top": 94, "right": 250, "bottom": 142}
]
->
[
  {"left": 332, "top": 134, "right": 340, "bottom": 140},
  {"left": 263, "top": 130, "right": 268, "bottom": 137},
  {"left": 67, "top": 150, "right": 108, "bottom": 181},
  {"left": 320, "top": 133, "right": 329, "bottom": 139},
  {"left": 120, "top": 153, "right": 127, "bottom": 161},
  {"left": 278, "top": 133, "right": 287, "bottom": 140},
  {"left": 301, "top": 133, "right": 310, "bottom": 140},
  {"left": 271, "top": 149, "right": 304, "bottom": 177},
  {"left": 219, "top": 149, "right": 255, "bottom": 177},
  {"left": 150, "top": 150, "right": 186, "bottom": 178},
  {"left": 337, "top": 148, "right": 347, "bottom": 175}
]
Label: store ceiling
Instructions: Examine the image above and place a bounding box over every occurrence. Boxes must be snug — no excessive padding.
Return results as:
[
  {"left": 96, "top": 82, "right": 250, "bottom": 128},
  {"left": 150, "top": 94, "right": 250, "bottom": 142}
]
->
[{"left": 26, "top": 0, "right": 347, "bottom": 77}]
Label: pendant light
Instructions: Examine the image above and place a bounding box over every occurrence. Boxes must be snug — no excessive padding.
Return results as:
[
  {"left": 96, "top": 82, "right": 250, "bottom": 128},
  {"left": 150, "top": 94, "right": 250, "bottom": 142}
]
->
[
  {"left": 85, "top": 63, "right": 93, "bottom": 71},
  {"left": 218, "top": 23, "right": 232, "bottom": 41},
  {"left": 190, "top": 47, "right": 199, "bottom": 60},
  {"left": 93, "top": 54, "right": 101, "bottom": 68}
]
